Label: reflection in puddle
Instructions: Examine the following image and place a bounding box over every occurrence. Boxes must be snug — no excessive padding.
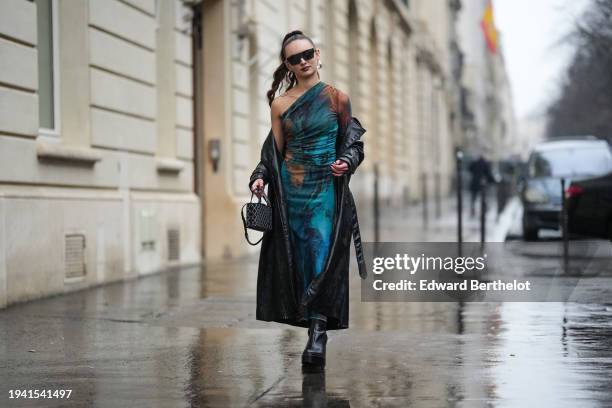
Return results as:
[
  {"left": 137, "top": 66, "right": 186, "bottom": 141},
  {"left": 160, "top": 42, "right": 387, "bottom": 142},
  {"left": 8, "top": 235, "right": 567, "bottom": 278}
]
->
[
  {"left": 183, "top": 328, "right": 351, "bottom": 407},
  {"left": 490, "top": 303, "right": 612, "bottom": 408},
  {"left": 2, "top": 258, "right": 612, "bottom": 406},
  {"left": 179, "top": 301, "right": 612, "bottom": 407},
  {"left": 300, "top": 370, "right": 351, "bottom": 408}
]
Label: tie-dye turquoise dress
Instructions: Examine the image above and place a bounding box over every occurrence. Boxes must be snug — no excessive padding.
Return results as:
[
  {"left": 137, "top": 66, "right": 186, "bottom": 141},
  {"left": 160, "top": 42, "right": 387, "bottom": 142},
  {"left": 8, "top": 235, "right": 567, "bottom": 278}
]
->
[{"left": 279, "top": 81, "right": 338, "bottom": 317}]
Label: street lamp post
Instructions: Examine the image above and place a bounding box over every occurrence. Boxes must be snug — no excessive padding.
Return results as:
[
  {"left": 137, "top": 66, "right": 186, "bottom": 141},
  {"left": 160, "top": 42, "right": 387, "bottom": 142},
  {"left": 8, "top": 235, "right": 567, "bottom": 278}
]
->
[
  {"left": 456, "top": 150, "right": 463, "bottom": 253},
  {"left": 431, "top": 76, "right": 443, "bottom": 219}
]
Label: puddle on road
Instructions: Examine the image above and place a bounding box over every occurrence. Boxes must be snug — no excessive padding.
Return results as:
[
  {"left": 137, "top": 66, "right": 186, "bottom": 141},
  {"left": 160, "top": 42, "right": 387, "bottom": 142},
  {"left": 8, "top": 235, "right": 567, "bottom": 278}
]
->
[
  {"left": 179, "top": 303, "right": 612, "bottom": 407},
  {"left": 1, "top": 259, "right": 612, "bottom": 406},
  {"left": 488, "top": 303, "right": 612, "bottom": 408}
]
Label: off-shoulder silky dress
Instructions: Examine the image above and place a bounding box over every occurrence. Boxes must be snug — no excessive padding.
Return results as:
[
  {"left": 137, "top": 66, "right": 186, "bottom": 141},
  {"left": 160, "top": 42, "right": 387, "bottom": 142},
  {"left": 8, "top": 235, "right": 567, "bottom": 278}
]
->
[{"left": 279, "top": 81, "right": 338, "bottom": 318}]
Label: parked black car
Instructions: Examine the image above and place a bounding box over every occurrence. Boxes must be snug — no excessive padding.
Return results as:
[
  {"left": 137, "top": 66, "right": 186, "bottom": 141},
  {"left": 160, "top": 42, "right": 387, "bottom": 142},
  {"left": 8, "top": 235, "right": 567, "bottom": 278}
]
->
[
  {"left": 567, "top": 171, "right": 612, "bottom": 240},
  {"left": 520, "top": 137, "right": 612, "bottom": 240}
]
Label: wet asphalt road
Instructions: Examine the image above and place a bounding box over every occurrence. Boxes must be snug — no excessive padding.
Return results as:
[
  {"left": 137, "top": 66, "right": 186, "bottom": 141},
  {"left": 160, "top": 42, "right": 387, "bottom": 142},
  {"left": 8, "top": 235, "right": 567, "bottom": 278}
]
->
[
  {"left": 1, "top": 199, "right": 612, "bottom": 407},
  {"left": 1, "top": 245, "right": 612, "bottom": 407}
]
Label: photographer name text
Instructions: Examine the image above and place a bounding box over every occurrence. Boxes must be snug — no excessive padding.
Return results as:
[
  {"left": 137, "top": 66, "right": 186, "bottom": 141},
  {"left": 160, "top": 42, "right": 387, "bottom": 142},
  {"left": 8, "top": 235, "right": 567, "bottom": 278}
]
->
[{"left": 373, "top": 279, "right": 531, "bottom": 291}]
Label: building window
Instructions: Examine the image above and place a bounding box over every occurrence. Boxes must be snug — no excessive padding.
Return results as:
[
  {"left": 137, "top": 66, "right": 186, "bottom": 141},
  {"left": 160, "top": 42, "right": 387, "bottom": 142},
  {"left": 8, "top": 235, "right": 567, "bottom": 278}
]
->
[{"left": 35, "top": 0, "right": 60, "bottom": 137}]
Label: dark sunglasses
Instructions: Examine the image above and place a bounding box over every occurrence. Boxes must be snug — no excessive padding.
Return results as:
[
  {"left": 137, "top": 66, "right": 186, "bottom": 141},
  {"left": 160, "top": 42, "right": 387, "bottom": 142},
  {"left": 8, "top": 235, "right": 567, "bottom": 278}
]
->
[{"left": 285, "top": 48, "right": 315, "bottom": 65}]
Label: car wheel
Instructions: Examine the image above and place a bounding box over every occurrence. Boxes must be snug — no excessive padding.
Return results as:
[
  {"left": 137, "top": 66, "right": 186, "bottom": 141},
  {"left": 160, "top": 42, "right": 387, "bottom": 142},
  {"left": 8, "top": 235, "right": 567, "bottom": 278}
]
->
[{"left": 523, "top": 224, "right": 538, "bottom": 241}]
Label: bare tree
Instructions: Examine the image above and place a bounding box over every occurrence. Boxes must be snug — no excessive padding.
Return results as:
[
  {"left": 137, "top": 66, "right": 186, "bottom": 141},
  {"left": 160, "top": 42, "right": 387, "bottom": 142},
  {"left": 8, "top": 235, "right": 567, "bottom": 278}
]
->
[{"left": 547, "top": 0, "right": 612, "bottom": 143}]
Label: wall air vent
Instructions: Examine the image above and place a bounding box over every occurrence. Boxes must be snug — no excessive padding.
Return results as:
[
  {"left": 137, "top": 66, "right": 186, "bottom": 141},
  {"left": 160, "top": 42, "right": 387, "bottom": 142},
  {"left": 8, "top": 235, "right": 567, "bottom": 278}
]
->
[
  {"left": 65, "top": 233, "right": 86, "bottom": 279},
  {"left": 168, "top": 228, "right": 180, "bottom": 261}
]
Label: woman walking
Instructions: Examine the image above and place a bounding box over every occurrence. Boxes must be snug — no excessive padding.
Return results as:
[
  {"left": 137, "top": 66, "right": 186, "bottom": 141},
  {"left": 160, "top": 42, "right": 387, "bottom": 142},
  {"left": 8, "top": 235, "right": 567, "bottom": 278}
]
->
[{"left": 248, "top": 30, "right": 367, "bottom": 369}]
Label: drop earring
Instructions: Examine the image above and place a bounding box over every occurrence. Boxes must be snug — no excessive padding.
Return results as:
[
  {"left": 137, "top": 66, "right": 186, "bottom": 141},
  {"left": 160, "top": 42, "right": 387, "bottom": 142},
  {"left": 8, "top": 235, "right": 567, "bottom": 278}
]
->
[{"left": 317, "top": 60, "right": 322, "bottom": 69}]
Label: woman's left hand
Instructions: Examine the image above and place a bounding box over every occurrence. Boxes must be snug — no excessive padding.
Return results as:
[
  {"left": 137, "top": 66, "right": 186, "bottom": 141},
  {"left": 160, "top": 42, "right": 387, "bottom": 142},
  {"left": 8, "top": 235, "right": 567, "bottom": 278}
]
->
[{"left": 330, "top": 159, "right": 349, "bottom": 177}]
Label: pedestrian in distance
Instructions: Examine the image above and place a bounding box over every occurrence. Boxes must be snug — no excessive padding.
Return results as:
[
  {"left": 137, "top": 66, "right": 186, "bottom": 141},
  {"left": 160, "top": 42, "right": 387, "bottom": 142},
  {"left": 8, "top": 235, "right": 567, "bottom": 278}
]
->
[
  {"left": 248, "top": 30, "right": 367, "bottom": 370},
  {"left": 468, "top": 153, "right": 497, "bottom": 217}
]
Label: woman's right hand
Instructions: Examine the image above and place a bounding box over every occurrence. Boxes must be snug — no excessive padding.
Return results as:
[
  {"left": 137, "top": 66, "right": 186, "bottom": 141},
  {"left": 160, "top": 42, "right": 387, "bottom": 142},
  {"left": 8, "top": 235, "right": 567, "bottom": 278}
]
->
[{"left": 250, "top": 178, "right": 265, "bottom": 198}]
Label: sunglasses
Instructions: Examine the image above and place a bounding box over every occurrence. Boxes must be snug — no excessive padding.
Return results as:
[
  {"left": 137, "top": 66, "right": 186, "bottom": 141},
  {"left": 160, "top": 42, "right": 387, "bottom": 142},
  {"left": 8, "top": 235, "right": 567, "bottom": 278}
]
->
[{"left": 285, "top": 48, "right": 315, "bottom": 65}]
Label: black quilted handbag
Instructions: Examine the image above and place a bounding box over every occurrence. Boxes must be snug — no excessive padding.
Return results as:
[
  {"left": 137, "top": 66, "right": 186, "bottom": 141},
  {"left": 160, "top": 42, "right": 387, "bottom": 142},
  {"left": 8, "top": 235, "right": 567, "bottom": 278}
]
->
[{"left": 241, "top": 190, "right": 273, "bottom": 245}]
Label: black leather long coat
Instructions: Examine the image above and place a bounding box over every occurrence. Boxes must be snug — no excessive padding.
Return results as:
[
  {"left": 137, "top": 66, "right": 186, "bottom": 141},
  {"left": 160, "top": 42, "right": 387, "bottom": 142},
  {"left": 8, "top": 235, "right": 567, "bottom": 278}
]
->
[{"left": 247, "top": 116, "right": 367, "bottom": 330}]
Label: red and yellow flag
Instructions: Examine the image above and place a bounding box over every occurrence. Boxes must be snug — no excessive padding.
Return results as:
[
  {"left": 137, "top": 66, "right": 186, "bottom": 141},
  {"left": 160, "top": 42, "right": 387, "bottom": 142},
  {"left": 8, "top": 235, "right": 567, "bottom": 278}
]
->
[{"left": 481, "top": 0, "right": 498, "bottom": 53}]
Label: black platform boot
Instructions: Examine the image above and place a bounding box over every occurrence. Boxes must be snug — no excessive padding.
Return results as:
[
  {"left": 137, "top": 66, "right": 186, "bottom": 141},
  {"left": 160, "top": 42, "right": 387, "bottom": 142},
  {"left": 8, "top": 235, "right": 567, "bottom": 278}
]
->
[{"left": 302, "top": 317, "right": 327, "bottom": 368}]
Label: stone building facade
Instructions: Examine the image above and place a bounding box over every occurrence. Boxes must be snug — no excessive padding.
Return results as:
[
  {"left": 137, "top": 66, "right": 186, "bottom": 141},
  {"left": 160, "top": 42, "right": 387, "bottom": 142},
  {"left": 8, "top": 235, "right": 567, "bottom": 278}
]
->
[
  {"left": 457, "top": 0, "right": 516, "bottom": 161},
  {"left": 227, "top": 0, "right": 462, "bottom": 257},
  {"left": 0, "top": 0, "right": 199, "bottom": 308},
  {"left": 1, "top": 0, "right": 511, "bottom": 308}
]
